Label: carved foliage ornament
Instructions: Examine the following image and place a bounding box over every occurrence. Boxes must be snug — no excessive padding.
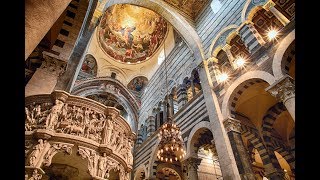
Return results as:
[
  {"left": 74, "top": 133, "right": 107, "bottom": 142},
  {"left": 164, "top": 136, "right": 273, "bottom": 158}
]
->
[
  {"left": 223, "top": 118, "right": 242, "bottom": 133},
  {"left": 43, "top": 143, "right": 73, "bottom": 167},
  {"left": 78, "top": 147, "right": 121, "bottom": 179},
  {"left": 267, "top": 76, "right": 295, "bottom": 103}
]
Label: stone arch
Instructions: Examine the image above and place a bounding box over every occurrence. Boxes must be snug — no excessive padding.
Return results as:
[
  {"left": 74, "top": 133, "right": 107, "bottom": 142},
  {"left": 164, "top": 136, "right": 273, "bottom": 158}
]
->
[
  {"left": 105, "top": 0, "right": 205, "bottom": 62},
  {"left": 211, "top": 45, "right": 223, "bottom": 58},
  {"left": 148, "top": 139, "right": 161, "bottom": 178},
  {"left": 241, "top": 124, "right": 284, "bottom": 176},
  {"left": 272, "top": 29, "right": 295, "bottom": 80},
  {"left": 71, "top": 77, "right": 139, "bottom": 132},
  {"left": 221, "top": 71, "right": 276, "bottom": 119},
  {"left": 261, "top": 102, "right": 295, "bottom": 171},
  {"left": 156, "top": 163, "right": 183, "bottom": 179},
  {"left": 242, "top": 0, "right": 268, "bottom": 22},
  {"left": 208, "top": 25, "right": 239, "bottom": 56},
  {"left": 186, "top": 121, "right": 213, "bottom": 158},
  {"left": 274, "top": 147, "right": 295, "bottom": 172}
]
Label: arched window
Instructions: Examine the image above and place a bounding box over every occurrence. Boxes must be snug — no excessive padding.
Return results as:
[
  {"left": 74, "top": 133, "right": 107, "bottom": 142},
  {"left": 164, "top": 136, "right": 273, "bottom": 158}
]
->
[{"left": 210, "top": 0, "right": 222, "bottom": 14}]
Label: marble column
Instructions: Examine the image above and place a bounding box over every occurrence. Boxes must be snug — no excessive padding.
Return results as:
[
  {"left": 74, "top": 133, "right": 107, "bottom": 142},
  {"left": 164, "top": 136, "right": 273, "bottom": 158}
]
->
[
  {"left": 238, "top": 21, "right": 266, "bottom": 54},
  {"left": 190, "top": 75, "right": 196, "bottom": 97},
  {"left": 222, "top": 44, "right": 236, "bottom": 69},
  {"left": 147, "top": 116, "right": 156, "bottom": 137},
  {"left": 183, "top": 157, "right": 202, "bottom": 180},
  {"left": 223, "top": 118, "right": 255, "bottom": 180},
  {"left": 263, "top": 0, "right": 290, "bottom": 26},
  {"left": 168, "top": 93, "right": 175, "bottom": 116},
  {"left": 177, "top": 84, "right": 188, "bottom": 109},
  {"left": 266, "top": 75, "right": 295, "bottom": 121},
  {"left": 25, "top": 52, "right": 66, "bottom": 97},
  {"left": 156, "top": 107, "right": 161, "bottom": 129},
  {"left": 196, "top": 60, "right": 241, "bottom": 180},
  {"left": 136, "top": 129, "right": 143, "bottom": 146},
  {"left": 163, "top": 97, "right": 168, "bottom": 122},
  {"left": 25, "top": 0, "right": 72, "bottom": 60}
]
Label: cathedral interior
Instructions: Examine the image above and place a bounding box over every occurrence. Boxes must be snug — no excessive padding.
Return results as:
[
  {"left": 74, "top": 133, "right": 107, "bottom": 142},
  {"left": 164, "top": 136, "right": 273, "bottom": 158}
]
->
[{"left": 25, "top": 0, "right": 295, "bottom": 179}]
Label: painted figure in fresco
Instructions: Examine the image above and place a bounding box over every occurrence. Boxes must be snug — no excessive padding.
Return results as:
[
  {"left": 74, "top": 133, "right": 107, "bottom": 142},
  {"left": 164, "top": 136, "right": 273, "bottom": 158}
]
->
[{"left": 120, "top": 26, "right": 136, "bottom": 48}]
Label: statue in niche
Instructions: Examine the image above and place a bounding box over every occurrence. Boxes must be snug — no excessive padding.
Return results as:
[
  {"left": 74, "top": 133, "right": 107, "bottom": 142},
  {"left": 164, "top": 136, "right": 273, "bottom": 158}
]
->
[
  {"left": 97, "top": 153, "right": 108, "bottom": 178},
  {"left": 45, "top": 99, "right": 64, "bottom": 129},
  {"left": 101, "top": 115, "right": 114, "bottom": 144},
  {"left": 29, "top": 139, "right": 45, "bottom": 167}
]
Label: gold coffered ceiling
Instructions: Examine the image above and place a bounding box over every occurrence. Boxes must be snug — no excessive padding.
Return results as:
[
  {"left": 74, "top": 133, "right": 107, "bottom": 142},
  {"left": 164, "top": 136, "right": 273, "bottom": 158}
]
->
[{"left": 163, "top": 0, "right": 209, "bottom": 19}]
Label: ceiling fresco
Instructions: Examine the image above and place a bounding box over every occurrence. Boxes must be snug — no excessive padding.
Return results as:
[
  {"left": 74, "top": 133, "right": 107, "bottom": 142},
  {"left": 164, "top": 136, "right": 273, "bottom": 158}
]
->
[
  {"left": 163, "top": 0, "right": 209, "bottom": 20},
  {"left": 98, "top": 4, "right": 168, "bottom": 64}
]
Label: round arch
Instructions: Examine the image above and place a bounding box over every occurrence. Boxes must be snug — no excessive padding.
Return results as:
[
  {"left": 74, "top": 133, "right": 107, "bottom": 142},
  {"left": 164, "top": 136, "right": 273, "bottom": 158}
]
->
[
  {"left": 105, "top": 0, "right": 205, "bottom": 62},
  {"left": 71, "top": 77, "right": 139, "bottom": 132},
  {"left": 241, "top": 0, "right": 268, "bottom": 23},
  {"left": 208, "top": 25, "right": 238, "bottom": 56},
  {"left": 221, "top": 71, "right": 276, "bottom": 119},
  {"left": 272, "top": 29, "right": 295, "bottom": 80},
  {"left": 185, "top": 121, "right": 213, "bottom": 158},
  {"left": 147, "top": 139, "right": 161, "bottom": 178}
]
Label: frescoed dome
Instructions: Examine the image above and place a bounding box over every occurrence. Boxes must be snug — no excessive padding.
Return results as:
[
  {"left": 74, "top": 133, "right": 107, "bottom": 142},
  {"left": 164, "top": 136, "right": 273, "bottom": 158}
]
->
[{"left": 98, "top": 4, "right": 168, "bottom": 64}]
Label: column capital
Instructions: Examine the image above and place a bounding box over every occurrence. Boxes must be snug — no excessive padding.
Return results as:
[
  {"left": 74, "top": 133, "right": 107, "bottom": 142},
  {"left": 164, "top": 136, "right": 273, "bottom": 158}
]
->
[
  {"left": 266, "top": 75, "right": 295, "bottom": 103},
  {"left": 41, "top": 52, "right": 67, "bottom": 76},
  {"left": 223, "top": 117, "right": 242, "bottom": 133},
  {"left": 207, "top": 57, "right": 219, "bottom": 63},
  {"left": 263, "top": 0, "right": 276, "bottom": 11},
  {"left": 222, "top": 44, "right": 232, "bottom": 51},
  {"left": 182, "top": 156, "right": 202, "bottom": 170}
]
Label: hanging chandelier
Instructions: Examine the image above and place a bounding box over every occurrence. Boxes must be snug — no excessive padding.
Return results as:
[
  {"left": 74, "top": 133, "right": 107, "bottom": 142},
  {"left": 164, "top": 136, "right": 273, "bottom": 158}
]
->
[
  {"left": 157, "top": 115, "right": 186, "bottom": 162},
  {"left": 156, "top": 25, "right": 186, "bottom": 163}
]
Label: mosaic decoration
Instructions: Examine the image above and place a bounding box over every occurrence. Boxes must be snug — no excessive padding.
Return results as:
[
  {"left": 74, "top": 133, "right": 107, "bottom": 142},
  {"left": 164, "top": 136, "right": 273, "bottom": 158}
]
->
[{"left": 98, "top": 4, "right": 167, "bottom": 64}]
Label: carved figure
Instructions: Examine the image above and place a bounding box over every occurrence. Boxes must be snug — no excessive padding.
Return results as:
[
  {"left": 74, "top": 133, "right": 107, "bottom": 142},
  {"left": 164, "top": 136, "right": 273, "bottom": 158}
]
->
[
  {"left": 97, "top": 153, "right": 107, "bottom": 178},
  {"left": 45, "top": 99, "right": 64, "bottom": 129},
  {"left": 29, "top": 139, "right": 44, "bottom": 167},
  {"left": 101, "top": 115, "right": 114, "bottom": 144},
  {"left": 64, "top": 124, "right": 84, "bottom": 135}
]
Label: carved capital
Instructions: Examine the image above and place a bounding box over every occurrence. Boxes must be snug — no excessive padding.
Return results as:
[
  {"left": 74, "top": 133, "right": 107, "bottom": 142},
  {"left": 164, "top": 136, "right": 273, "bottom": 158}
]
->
[
  {"left": 223, "top": 117, "right": 242, "bottom": 133},
  {"left": 263, "top": 0, "right": 276, "bottom": 11},
  {"left": 41, "top": 52, "right": 67, "bottom": 76},
  {"left": 78, "top": 146, "right": 99, "bottom": 177},
  {"left": 27, "top": 139, "right": 51, "bottom": 168},
  {"left": 266, "top": 76, "right": 295, "bottom": 103},
  {"left": 207, "top": 57, "right": 218, "bottom": 63},
  {"left": 183, "top": 156, "right": 202, "bottom": 171}
]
